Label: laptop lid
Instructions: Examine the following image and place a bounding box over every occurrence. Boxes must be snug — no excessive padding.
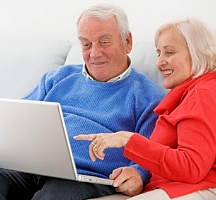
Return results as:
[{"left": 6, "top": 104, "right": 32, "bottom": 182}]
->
[{"left": 0, "top": 98, "right": 113, "bottom": 185}]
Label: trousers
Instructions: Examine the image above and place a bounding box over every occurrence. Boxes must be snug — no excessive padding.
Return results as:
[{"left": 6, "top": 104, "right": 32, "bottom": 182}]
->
[{"left": 0, "top": 168, "right": 116, "bottom": 200}]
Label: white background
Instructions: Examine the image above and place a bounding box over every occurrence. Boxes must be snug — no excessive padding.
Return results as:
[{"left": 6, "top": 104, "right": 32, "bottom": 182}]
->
[
  {"left": 0, "top": 0, "right": 215, "bottom": 98},
  {"left": 1, "top": 0, "right": 215, "bottom": 42}
]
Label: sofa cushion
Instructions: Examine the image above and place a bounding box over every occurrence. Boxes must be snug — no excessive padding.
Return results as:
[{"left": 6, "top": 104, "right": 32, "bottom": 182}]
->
[
  {"left": 130, "top": 41, "right": 163, "bottom": 86},
  {"left": 87, "top": 194, "right": 128, "bottom": 200},
  {"left": 0, "top": 38, "right": 71, "bottom": 98}
]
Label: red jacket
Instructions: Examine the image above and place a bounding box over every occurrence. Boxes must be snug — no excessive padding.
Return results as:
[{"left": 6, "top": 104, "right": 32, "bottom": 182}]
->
[{"left": 124, "top": 72, "right": 216, "bottom": 198}]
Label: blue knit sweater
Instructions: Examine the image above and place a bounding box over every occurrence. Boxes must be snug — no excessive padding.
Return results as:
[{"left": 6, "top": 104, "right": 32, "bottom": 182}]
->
[{"left": 24, "top": 64, "right": 165, "bottom": 183}]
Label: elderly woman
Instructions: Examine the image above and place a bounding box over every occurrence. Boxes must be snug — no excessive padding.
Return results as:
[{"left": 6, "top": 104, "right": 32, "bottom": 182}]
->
[{"left": 75, "top": 18, "right": 216, "bottom": 200}]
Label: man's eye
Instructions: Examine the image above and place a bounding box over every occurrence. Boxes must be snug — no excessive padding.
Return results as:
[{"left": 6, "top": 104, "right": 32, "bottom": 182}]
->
[
  {"left": 100, "top": 40, "right": 111, "bottom": 46},
  {"left": 81, "top": 43, "right": 91, "bottom": 49}
]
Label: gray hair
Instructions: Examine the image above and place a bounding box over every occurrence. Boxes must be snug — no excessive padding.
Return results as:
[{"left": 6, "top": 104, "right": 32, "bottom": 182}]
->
[
  {"left": 77, "top": 4, "right": 131, "bottom": 41},
  {"left": 155, "top": 18, "right": 216, "bottom": 77}
]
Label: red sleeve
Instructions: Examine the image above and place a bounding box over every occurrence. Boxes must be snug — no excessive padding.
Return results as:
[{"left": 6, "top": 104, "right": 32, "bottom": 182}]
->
[{"left": 124, "top": 89, "right": 216, "bottom": 184}]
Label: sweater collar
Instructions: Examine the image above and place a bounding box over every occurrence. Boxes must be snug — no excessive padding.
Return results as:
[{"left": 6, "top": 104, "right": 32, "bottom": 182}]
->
[{"left": 154, "top": 72, "right": 216, "bottom": 115}]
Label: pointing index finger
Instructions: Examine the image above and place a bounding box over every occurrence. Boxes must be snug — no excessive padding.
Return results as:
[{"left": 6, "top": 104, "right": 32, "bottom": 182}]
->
[{"left": 73, "top": 134, "right": 96, "bottom": 141}]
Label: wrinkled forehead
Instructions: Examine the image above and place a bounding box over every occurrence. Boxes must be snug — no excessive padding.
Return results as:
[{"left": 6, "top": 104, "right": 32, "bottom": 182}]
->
[{"left": 77, "top": 15, "right": 119, "bottom": 40}]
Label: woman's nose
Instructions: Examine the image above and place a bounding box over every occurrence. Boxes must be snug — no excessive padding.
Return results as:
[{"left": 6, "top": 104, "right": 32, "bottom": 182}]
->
[{"left": 156, "top": 55, "right": 167, "bottom": 68}]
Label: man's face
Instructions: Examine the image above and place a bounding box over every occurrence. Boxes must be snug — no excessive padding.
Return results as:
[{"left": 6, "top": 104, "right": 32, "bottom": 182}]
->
[{"left": 78, "top": 15, "right": 132, "bottom": 82}]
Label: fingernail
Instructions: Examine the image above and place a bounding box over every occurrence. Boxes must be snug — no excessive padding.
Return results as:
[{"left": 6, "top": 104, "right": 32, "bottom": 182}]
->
[{"left": 113, "top": 182, "right": 118, "bottom": 187}]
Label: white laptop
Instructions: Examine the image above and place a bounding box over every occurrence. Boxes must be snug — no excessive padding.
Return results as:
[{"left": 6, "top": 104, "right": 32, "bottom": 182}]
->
[{"left": 0, "top": 98, "right": 113, "bottom": 186}]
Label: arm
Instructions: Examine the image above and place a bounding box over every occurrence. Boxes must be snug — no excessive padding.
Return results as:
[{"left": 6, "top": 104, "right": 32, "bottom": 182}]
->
[
  {"left": 75, "top": 90, "right": 216, "bottom": 184},
  {"left": 74, "top": 131, "right": 133, "bottom": 161},
  {"left": 23, "top": 70, "right": 55, "bottom": 100},
  {"left": 74, "top": 131, "right": 148, "bottom": 196},
  {"left": 125, "top": 89, "right": 216, "bottom": 183},
  {"left": 23, "top": 65, "right": 77, "bottom": 100}
]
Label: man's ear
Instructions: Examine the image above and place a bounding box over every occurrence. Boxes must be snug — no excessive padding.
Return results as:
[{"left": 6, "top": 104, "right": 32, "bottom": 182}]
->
[{"left": 125, "top": 32, "right": 133, "bottom": 54}]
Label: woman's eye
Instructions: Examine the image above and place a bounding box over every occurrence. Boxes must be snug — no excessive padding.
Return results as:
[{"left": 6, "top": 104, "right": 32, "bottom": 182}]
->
[{"left": 166, "top": 51, "right": 174, "bottom": 55}]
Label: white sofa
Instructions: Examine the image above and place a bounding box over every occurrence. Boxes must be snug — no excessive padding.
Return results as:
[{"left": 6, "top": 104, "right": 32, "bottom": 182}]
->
[
  {"left": 0, "top": 38, "right": 162, "bottom": 99},
  {"left": 0, "top": 37, "right": 163, "bottom": 199}
]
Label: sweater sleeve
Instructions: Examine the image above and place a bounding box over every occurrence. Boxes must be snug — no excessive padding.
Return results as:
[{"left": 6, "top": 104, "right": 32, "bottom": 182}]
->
[
  {"left": 128, "top": 161, "right": 151, "bottom": 185},
  {"left": 124, "top": 89, "right": 216, "bottom": 184},
  {"left": 23, "top": 71, "right": 52, "bottom": 100},
  {"left": 23, "top": 65, "right": 82, "bottom": 100}
]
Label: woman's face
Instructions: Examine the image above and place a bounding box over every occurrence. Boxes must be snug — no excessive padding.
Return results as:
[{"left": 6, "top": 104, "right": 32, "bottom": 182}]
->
[{"left": 156, "top": 28, "right": 192, "bottom": 89}]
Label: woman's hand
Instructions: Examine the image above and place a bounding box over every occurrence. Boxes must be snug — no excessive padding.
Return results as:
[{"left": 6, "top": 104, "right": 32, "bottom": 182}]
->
[{"left": 74, "top": 131, "right": 134, "bottom": 161}]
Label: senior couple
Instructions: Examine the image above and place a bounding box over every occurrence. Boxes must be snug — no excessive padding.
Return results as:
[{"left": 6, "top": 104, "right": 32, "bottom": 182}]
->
[{"left": 0, "top": 3, "right": 216, "bottom": 200}]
